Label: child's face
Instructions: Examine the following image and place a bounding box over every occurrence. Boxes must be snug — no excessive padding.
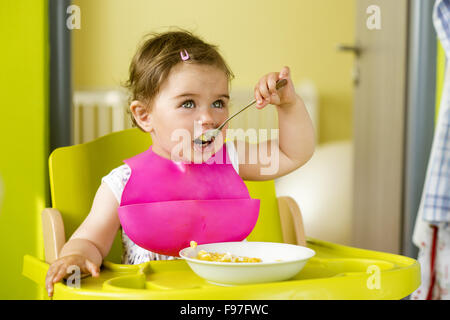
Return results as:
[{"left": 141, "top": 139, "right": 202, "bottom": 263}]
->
[{"left": 146, "top": 63, "right": 230, "bottom": 162}]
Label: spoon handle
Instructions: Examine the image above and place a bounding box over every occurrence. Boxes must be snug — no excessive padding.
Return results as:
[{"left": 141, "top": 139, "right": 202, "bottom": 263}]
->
[
  {"left": 218, "top": 79, "right": 288, "bottom": 130},
  {"left": 217, "top": 100, "right": 256, "bottom": 130}
]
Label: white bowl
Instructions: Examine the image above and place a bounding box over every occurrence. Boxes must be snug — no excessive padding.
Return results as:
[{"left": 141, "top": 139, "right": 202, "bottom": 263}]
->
[{"left": 179, "top": 241, "right": 315, "bottom": 286}]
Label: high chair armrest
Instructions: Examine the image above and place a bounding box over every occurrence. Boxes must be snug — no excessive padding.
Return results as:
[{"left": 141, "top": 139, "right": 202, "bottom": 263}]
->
[
  {"left": 42, "top": 208, "right": 66, "bottom": 264},
  {"left": 277, "top": 196, "right": 306, "bottom": 246},
  {"left": 22, "top": 254, "right": 49, "bottom": 287}
]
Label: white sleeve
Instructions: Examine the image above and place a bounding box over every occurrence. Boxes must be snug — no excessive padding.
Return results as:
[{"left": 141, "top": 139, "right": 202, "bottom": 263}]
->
[
  {"left": 101, "top": 164, "right": 132, "bottom": 204},
  {"left": 226, "top": 140, "right": 239, "bottom": 175}
]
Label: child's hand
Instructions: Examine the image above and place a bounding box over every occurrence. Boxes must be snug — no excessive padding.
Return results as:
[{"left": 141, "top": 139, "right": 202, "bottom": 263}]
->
[
  {"left": 45, "top": 254, "right": 100, "bottom": 297},
  {"left": 254, "top": 66, "right": 298, "bottom": 109}
]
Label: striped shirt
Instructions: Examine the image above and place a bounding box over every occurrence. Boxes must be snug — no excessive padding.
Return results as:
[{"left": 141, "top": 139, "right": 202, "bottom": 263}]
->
[{"left": 422, "top": 0, "right": 450, "bottom": 224}]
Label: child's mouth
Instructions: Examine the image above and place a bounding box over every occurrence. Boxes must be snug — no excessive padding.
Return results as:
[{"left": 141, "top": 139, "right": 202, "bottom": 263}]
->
[{"left": 193, "top": 135, "right": 215, "bottom": 152}]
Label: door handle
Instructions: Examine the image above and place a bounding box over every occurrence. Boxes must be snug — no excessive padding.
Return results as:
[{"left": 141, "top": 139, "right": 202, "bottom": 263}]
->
[
  {"left": 336, "top": 43, "right": 361, "bottom": 86},
  {"left": 336, "top": 43, "right": 361, "bottom": 57}
]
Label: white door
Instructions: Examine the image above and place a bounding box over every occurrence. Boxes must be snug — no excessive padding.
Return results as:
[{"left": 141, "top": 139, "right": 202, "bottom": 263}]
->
[{"left": 350, "top": 0, "right": 409, "bottom": 254}]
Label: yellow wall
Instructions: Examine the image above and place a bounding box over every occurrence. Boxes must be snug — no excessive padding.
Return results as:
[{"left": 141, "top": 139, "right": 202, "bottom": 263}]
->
[
  {"left": 72, "top": 0, "right": 355, "bottom": 143},
  {"left": 0, "top": 0, "right": 48, "bottom": 299}
]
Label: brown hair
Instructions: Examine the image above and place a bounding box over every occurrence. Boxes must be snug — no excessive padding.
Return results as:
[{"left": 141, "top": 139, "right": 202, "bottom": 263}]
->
[{"left": 124, "top": 28, "right": 235, "bottom": 131}]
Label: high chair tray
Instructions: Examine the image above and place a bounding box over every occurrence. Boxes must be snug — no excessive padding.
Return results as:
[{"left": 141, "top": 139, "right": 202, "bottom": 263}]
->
[{"left": 22, "top": 238, "right": 420, "bottom": 300}]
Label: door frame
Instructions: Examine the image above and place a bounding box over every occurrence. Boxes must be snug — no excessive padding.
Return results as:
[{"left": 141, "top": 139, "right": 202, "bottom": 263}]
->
[{"left": 403, "top": 0, "right": 436, "bottom": 258}]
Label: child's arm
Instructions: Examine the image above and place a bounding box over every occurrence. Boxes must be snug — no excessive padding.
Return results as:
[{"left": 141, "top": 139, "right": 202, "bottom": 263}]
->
[
  {"left": 61, "top": 182, "right": 121, "bottom": 260},
  {"left": 45, "top": 182, "right": 121, "bottom": 296},
  {"left": 234, "top": 66, "right": 315, "bottom": 181}
]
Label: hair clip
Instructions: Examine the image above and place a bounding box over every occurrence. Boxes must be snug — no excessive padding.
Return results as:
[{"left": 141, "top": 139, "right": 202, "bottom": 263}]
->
[{"left": 180, "top": 49, "right": 190, "bottom": 61}]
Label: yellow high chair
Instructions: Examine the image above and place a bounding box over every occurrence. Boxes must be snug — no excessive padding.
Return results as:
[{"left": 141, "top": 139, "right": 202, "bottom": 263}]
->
[{"left": 23, "top": 128, "right": 420, "bottom": 299}]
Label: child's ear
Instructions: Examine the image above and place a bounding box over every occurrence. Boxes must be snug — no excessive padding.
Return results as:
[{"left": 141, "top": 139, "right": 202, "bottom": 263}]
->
[{"left": 130, "top": 100, "right": 153, "bottom": 132}]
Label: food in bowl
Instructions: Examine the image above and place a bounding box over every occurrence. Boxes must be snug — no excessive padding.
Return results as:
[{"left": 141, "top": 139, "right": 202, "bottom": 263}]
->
[
  {"left": 179, "top": 241, "right": 316, "bottom": 286},
  {"left": 190, "top": 241, "right": 262, "bottom": 263},
  {"left": 196, "top": 250, "right": 262, "bottom": 263}
]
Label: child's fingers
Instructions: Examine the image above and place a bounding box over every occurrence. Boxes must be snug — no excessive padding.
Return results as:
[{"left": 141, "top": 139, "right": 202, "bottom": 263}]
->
[
  {"left": 45, "top": 269, "right": 57, "bottom": 296},
  {"left": 46, "top": 265, "right": 66, "bottom": 296},
  {"left": 257, "top": 78, "right": 271, "bottom": 102},
  {"left": 45, "top": 264, "right": 61, "bottom": 292},
  {"left": 254, "top": 86, "right": 266, "bottom": 108},
  {"left": 85, "top": 259, "right": 100, "bottom": 277},
  {"left": 279, "top": 66, "right": 290, "bottom": 79},
  {"left": 45, "top": 266, "right": 56, "bottom": 286},
  {"left": 267, "top": 74, "right": 279, "bottom": 96},
  {"left": 46, "top": 281, "right": 54, "bottom": 297},
  {"left": 255, "top": 69, "right": 290, "bottom": 108},
  {"left": 53, "top": 266, "right": 68, "bottom": 283}
]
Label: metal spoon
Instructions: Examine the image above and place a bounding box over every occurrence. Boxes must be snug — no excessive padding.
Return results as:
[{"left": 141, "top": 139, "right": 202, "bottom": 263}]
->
[{"left": 194, "top": 78, "right": 288, "bottom": 144}]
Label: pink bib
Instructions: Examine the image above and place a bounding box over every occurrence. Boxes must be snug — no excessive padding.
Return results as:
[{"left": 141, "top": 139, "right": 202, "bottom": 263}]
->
[{"left": 117, "top": 143, "right": 260, "bottom": 256}]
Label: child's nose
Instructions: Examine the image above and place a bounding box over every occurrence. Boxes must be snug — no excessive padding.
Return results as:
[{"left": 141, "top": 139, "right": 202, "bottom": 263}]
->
[{"left": 196, "top": 107, "right": 217, "bottom": 127}]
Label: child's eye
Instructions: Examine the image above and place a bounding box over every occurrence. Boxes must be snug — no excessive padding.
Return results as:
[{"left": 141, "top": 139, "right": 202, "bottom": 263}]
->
[
  {"left": 212, "top": 100, "right": 225, "bottom": 108},
  {"left": 181, "top": 100, "right": 225, "bottom": 109},
  {"left": 181, "top": 100, "right": 195, "bottom": 109}
]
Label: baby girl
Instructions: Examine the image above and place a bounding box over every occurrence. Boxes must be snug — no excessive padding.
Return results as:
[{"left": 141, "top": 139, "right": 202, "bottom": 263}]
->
[{"left": 45, "top": 29, "right": 315, "bottom": 297}]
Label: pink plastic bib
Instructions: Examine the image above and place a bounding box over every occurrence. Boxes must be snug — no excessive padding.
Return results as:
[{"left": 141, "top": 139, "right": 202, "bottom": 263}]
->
[{"left": 117, "top": 143, "right": 260, "bottom": 256}]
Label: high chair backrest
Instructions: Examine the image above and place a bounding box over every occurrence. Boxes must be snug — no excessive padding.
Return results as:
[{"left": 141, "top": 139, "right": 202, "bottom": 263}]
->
[{"left": 48, "top": 128, "right": 284, "bottom": 263}]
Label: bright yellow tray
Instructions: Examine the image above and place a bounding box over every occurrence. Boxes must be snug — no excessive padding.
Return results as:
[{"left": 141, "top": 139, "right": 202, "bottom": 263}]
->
[{"left": 22, "top": 237, "right": 420, "bottom": 300}]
